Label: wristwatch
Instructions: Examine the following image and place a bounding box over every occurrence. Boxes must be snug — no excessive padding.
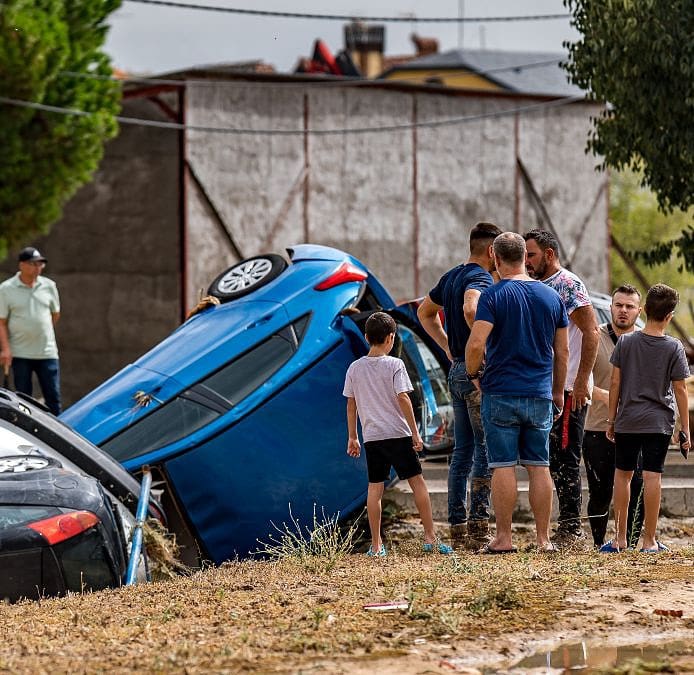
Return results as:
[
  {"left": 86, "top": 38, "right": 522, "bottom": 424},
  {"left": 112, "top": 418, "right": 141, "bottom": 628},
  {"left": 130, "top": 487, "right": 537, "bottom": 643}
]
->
[{"left": 467, "top": 370, "right": 483, "bottom": 380}]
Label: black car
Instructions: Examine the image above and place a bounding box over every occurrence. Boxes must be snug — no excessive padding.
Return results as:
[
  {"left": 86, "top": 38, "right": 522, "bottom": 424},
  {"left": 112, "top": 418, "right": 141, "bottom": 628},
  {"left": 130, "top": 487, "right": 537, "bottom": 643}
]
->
[{"left": 0, "top": 389, "right": 161, "bottom": 602}]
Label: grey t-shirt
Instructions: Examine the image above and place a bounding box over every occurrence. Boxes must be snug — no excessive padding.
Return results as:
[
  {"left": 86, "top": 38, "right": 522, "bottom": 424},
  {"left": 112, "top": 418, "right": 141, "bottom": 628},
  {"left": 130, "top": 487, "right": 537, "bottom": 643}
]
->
[
  {"left": 343, "top": 355, "right": 413, "bottom": 443},
  {"left": 610, "top": 332, "right": 690, "bottom": 434}
]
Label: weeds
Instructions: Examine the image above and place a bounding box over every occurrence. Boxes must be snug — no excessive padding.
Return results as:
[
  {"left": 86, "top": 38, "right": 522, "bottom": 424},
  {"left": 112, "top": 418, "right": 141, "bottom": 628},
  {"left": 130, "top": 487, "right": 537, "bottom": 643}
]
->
[
  {"left": 466, "top": 578, "right": 522, "bottom": 615},
  {"left": 255, "top": 504, "right": 361, "bottom": 572}
]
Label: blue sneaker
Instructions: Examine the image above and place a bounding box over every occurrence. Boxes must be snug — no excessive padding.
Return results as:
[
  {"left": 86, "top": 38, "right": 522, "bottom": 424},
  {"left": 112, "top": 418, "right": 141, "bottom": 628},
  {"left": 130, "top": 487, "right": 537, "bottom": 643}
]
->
[
  {"left": 366, "top": 544, "right": 387, "bottom": 557},
  {"left": 423, "top": 541, "right": 454, "bottom": 555}
]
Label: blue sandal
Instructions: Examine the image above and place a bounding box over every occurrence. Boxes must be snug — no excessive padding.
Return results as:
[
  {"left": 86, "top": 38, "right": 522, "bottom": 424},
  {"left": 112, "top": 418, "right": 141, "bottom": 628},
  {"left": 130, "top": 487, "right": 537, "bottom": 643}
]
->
[
  {"left": 599, "top": 540, "right": 624, "bottom": 553},
  {"left": 366, "top": 544, "right": 387, "bottom": 557},
  {"left": 639, "top": 541, "right": 669, "bottom": 553}
]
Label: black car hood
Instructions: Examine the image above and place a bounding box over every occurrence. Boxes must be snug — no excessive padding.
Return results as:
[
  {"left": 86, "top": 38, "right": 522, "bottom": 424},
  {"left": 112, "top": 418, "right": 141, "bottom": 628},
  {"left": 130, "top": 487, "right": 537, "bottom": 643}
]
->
[{"left": 0, "top": 464, "right": 105, "bottom": 512}]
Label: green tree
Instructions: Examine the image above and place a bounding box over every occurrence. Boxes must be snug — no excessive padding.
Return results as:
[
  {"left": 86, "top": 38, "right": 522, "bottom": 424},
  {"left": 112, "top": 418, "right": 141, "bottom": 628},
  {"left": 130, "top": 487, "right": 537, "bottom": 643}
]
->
[
  {"left": 0, "top": 0, "right": 121, "bottom": 260},
  {"left": 610, "top": 169, "right": 694, "bottom": 336},
  {"left": 564, "top": 1, "right": 694, "bottom": 272}
]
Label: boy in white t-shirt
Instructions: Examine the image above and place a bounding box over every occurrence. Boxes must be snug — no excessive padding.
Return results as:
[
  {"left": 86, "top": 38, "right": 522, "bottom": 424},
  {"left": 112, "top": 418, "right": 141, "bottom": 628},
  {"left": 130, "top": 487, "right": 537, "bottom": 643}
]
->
[{"left": 343, "top": 312, "right": 452, "bottom": 557}]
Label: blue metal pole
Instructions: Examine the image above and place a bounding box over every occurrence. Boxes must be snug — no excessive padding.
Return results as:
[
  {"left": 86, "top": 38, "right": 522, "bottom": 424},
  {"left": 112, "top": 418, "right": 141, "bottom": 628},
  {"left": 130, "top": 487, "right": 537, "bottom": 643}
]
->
[{"left": 125, "top": 467, "right": 152, "bottom": 586}]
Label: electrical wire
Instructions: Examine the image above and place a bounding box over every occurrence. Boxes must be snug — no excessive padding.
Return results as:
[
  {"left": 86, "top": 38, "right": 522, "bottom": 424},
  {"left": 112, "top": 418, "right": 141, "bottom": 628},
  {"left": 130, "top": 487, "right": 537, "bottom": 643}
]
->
[
  {"left": 124, "top": 0, "right": 569, "bottom": 23},
  {"left": 0, "top": 93, "right": 585, "bottom": 135},
  {"left": 59, "top": 58, "right": 564, "bottom": 89}
]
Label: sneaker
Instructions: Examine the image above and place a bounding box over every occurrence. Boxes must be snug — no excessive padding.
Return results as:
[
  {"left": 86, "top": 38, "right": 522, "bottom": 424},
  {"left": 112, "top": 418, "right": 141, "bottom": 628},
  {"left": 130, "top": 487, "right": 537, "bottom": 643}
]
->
[
  {"left": 366, "top": 544, "right": 387, "bottom": 557},
  {"left": 551, "top": 528, "right": 588, "bottom": 551},
  {"left": 423, "top": 541, "right": 454, "bottom": 555}
]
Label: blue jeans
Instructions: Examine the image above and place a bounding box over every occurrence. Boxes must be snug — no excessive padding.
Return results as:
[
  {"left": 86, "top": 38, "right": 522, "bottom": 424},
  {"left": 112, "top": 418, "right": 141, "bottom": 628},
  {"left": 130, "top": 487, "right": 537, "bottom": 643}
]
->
[
  {"left": 481, "top": 394, "right": 553, "bottom": 468},
  {"left": 12, "top": 358, "right": 61, "bottom": 416},
  {"left": 447, "top": 360, "right": 490, "bottom": 526}
]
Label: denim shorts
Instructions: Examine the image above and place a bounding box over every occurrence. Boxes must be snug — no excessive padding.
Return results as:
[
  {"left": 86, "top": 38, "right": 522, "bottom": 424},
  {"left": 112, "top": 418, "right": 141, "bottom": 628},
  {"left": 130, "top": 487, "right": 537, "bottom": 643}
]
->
[{"left": 481, "top": 394, "right": 553, "bottom": 468}]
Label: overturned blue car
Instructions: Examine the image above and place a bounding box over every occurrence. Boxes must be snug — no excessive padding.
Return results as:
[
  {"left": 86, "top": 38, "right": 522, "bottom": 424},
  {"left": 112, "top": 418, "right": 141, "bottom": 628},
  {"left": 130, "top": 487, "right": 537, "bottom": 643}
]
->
[{"left": 62, "top": 245, "right": 453, "bottom": 564}]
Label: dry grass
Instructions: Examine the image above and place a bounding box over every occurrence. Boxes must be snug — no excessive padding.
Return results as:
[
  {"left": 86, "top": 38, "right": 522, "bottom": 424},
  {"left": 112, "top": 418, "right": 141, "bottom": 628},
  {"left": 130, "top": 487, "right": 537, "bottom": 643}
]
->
[{"left": 1, "top": 536, "right": 692, "bottom": 673}]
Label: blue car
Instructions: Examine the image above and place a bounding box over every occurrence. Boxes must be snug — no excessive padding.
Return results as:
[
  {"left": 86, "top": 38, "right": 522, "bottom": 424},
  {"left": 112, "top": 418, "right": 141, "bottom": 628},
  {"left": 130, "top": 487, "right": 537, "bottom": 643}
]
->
[{"left": 62, "top": 245, "right": 453, "bottom": 564}]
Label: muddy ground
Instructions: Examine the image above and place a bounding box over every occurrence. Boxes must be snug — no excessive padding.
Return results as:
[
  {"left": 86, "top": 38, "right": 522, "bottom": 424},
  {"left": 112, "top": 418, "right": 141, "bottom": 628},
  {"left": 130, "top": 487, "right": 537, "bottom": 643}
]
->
[{"left": 0, "top": 518, "right": 692, "bottom": 674}]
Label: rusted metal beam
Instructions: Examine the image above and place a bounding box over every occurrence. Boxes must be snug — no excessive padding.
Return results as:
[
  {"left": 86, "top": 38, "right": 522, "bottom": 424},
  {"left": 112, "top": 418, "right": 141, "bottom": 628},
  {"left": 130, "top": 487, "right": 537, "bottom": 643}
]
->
[
  {"left": 412, "top": 96, "right": 420, "bottom": 297},
  {"left": 260, "top": 166, "right": 307, "bottom": 251},
  {"left": 517, "top": 157, "right": 563, "bottom": 251}
]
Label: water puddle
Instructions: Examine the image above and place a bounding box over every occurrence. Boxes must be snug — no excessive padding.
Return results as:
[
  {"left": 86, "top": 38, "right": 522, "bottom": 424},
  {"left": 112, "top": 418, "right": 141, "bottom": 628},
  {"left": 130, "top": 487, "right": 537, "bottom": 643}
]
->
[{"left": 510, "top": 639, "right": 689, "bottom": 672}]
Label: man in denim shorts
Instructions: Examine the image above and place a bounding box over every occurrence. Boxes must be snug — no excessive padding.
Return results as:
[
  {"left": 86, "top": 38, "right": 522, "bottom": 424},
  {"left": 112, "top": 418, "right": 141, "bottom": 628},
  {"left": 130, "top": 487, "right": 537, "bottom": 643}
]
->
[
  {"left": 466, "top": 233, "right": 568, "bottom": 553},
  {"left": 418, "top": 222, "right": 502, "bottom": 549}
]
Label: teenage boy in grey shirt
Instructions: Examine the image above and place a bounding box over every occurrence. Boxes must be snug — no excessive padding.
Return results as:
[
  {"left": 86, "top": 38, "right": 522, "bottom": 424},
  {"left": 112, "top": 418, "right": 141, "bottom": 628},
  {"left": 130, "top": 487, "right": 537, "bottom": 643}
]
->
[
  {"left": 344, "top": 312, "right": 452, "bottom": 557},
  {"left": 603, "top": 284, "right": 690, "bottom": 553}
]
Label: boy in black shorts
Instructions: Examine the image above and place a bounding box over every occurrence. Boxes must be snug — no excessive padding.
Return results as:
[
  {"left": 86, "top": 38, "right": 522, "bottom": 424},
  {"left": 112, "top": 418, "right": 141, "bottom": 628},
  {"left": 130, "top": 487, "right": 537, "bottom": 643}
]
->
[
  {"left": 344, "top": 312, "right": 452, "bottom": 557},
  {"left": 603, "top": 284, "right": 690, "bottom": 553}
]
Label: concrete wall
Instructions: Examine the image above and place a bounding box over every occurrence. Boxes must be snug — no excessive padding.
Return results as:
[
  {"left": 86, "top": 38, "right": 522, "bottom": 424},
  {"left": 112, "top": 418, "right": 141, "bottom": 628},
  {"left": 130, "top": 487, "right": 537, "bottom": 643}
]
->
[
  {"left": 0, "top": 97, "right": 182, "bottom": 407},
  {"left": 184, "top": 81, "right": 608, "bottom": 303}
]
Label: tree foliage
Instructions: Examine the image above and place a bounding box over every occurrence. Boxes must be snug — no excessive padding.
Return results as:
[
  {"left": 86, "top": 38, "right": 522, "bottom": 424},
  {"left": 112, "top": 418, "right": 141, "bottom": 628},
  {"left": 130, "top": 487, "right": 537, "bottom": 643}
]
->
[
  {"left": 610, "top": 169, "right": 694, "bottom": 335},
  {"left": 564, "top": 0, "right": 694, "bottom": 273},
  {"left": 0, "top": 0, "right": 121, "bottom": 260}
]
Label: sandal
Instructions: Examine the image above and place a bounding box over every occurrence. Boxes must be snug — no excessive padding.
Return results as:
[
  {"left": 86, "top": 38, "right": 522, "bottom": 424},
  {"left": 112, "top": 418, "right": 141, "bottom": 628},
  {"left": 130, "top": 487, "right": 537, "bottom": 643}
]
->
[
  {"left": 639, "top": 541, "right": 669, "bottom": 553},
  {"left": 423, "top": 541, "right": 454, "bottom": 555},
  {"left": 599, "top": 540, "right": 624, "bottom": 553}
]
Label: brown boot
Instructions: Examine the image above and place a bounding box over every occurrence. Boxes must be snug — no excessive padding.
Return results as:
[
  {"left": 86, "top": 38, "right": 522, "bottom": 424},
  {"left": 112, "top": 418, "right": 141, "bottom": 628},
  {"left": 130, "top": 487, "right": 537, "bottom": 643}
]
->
[
  {"left": 466, "top": 520, "right": 492, "bottom": 550},
  {"left": 450, "top": 523, "right": 467, "bottom": 550}
]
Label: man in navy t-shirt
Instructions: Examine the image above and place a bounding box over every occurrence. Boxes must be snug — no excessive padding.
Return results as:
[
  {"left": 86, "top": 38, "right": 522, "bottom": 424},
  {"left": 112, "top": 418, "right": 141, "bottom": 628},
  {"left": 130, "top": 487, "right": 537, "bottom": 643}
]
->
[
  {"left": 418, "top": 221, "right": 502, "bottom": 549},
  {"left": 466, "top": 232, "right": 568, "bottom": 553}
]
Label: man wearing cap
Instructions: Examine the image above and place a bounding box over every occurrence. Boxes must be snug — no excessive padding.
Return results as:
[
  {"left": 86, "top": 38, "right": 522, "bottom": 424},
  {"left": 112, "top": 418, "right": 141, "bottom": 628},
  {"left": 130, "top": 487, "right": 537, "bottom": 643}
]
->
[{"left": 0, "top": 247, "right": 61, "bottom": 415}]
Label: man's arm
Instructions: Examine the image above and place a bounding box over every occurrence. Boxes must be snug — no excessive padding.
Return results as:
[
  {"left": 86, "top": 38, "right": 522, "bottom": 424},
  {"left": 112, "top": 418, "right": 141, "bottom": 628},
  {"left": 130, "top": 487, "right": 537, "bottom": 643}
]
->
[
  {"left": 346, "top": 397, "right": 360, "bottom": 457},
  {"left": 464, "top": 319, "right": 493, "bottom": 381},
  {"left": 552, "top": 326, "right": 569, "bottom": 416},
  {"left": 417, "top": 295, "right": 451, "bottom": 361},
  {"left": 673, "top": 379, "right": 691, "bottom": 450},
  {"left": 462, "top": 288, "right": 482, "bottom": 329},
  {"left": 52, "top": 312, "right": 60, "bottom": 326},
  {"left": 0, "top": 318, "right": 11, "bottom": 369},
  {"left": 397, "top": 392, "right": 423, "bottom": 451},
  {"left": 568, "top": 305, "right": 599, "bottom": 409},
  {"left": 606, "top": 365, "right": 621, "bottom": 442}
]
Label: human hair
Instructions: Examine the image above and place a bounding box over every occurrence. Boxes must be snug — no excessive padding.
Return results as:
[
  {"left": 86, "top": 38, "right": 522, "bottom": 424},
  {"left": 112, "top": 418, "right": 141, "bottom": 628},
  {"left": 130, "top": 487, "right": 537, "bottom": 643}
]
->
[
  {"left": 524, "top": 229, "right": 561, "bottom": 258},
  {"left": 365, "top": 311, "right": 397, "bottom": 345},
  {"left": 469, "top": 221, "right": 503, "bottom": 255},
  {"left": 644, "top": 284, "right": 678, "bottom": 321},
  {"left": 612, "top": 284, "right": 641, "bottom": 300},
  {"left": 492, "top": 232, "right": 526, "bottom": 265}
]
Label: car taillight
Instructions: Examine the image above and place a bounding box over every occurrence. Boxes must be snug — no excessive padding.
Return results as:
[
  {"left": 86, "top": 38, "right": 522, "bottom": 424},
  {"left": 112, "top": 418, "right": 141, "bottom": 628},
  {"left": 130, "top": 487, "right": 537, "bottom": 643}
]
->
[
  {"left": 315, "top": 262, "right": 368, "bottom": 290},
  {"left": 27, "top": 511, "right": 100, "bottom": 545}
]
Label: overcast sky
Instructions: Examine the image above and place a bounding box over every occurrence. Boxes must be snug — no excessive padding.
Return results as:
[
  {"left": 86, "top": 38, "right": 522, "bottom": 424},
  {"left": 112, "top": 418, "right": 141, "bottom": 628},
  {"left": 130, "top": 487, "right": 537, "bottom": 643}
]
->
[{"left": 105, "top": 0, "right": 580, "bottom": 75}]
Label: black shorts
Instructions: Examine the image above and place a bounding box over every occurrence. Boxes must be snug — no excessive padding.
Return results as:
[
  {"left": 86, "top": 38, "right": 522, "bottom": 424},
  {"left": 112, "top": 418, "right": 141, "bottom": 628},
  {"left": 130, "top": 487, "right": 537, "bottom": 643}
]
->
[
  {"left": 614, "top": 432, "right": 670, "bottom": 474},
  {"left": 363, "top": 436, "right": 422, "bottom": 483}
]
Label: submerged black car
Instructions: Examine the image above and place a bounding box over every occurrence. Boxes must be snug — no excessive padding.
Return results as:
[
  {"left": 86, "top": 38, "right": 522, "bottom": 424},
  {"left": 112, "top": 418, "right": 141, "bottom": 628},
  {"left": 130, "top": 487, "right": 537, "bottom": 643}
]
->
[{"left": 0, "top": 390, "right": 159, "bottom": 602}]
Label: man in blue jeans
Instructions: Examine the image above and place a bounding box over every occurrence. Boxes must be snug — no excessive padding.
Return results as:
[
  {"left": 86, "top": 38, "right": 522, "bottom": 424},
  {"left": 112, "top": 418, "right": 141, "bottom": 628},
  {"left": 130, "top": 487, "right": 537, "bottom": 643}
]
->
[
  {"left": 466, "top": 233, "right": 568, "bottom": 553},
  {"left": 0, "top": 247, "right": 61, "bottom": 415},
  {"left": 418, "top": 221, "right": 502, "bottom": 549}
]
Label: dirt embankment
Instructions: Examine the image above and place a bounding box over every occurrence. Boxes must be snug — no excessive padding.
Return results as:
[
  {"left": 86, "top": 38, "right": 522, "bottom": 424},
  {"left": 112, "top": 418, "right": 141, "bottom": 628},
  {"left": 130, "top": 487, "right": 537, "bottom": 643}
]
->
[{"left": 1, "top": 527, "right": 692, "bottom": 674}]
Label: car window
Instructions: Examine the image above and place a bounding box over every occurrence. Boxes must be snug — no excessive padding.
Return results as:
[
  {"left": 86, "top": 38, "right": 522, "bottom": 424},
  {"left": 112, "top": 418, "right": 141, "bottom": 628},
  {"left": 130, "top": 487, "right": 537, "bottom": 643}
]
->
[
  {"left": 102, "top": 321, "right": 303, "bottom": 462},
  {"left": 410, "top": 332, "right": 451, "bottom": 409}
]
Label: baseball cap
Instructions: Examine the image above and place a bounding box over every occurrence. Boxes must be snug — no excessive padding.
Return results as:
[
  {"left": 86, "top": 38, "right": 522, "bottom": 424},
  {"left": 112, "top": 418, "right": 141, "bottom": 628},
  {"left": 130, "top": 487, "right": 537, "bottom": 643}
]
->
[{"left": 18, "top": 247, "right": 47, "bottom": 263}]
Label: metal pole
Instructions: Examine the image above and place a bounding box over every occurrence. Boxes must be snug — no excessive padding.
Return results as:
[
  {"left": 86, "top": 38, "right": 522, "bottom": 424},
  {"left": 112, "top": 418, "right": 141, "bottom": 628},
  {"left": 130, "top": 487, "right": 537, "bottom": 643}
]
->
[{"left": 125, "top": 467, "right": 152, "bottom": 586}]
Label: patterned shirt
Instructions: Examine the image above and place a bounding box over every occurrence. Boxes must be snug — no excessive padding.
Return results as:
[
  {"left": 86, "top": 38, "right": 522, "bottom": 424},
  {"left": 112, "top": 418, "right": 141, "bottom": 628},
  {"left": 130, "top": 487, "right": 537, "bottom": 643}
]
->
[{"left": 543, "top": 268, "right": 592, "bottom": 390}]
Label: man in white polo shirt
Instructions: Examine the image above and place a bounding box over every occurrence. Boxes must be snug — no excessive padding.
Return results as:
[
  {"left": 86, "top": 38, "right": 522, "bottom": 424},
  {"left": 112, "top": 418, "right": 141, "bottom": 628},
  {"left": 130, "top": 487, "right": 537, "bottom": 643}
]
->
[{"left": 0, "top": 247, "right": 61, "bottom": 415}]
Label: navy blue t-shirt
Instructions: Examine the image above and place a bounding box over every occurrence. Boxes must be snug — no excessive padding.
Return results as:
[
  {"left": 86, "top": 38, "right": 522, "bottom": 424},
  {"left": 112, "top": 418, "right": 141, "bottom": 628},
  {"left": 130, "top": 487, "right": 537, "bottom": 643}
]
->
[
  {"left": 475, "top": 279, "right": 568, "bottom": 399},
  {"left": 429, "top": 263, "right": 493, "bottom": 359}
]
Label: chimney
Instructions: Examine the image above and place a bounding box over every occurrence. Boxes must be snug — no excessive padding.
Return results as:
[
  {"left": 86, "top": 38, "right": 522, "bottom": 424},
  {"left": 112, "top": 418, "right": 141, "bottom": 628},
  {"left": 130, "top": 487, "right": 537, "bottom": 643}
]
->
[
  {"left": 344, "top": 22, "right": 385, "bottom": 78},
  {"left": 411, "top": 33, "right": 439, "bottom": 57}
]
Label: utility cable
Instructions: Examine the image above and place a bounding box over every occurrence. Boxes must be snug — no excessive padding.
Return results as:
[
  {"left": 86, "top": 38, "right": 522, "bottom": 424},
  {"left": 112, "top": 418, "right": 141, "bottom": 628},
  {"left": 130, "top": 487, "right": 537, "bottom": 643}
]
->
[
  {"left": 125, "top": 0, "right": 569, "bottom": 24},
  {"left": 0, "top": 93, "right": 584, "bottom": 136}
]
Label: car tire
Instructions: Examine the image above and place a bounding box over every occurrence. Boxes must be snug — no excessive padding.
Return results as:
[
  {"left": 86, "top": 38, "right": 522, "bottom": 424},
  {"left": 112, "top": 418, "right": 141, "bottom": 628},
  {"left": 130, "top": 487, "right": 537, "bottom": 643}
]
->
[
  {"left": 0, "top": 454, "right": 59, "bottom": 475},
  {"left": 207, "top": 254, "right": 288, "bottom": 302}
]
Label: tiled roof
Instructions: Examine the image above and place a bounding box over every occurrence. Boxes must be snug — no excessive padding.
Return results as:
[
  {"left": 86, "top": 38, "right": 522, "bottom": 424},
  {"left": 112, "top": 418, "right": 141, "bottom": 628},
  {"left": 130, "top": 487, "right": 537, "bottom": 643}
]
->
[{"left": 383, "top": 48, "right": 584, "bottom": 97}]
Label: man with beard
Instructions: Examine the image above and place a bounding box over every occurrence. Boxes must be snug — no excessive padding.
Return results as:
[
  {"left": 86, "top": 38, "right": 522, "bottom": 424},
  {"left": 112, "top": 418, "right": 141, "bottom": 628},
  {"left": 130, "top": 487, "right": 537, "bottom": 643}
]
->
[
  {"left": 583, "top": 285, "right": 644, "bottom": 548},
  {"left": 418, "top": 221, "right": 502, "bottom": 550},
  {"left": 524, "top": 229, "right": 599, "bottom": 549}
]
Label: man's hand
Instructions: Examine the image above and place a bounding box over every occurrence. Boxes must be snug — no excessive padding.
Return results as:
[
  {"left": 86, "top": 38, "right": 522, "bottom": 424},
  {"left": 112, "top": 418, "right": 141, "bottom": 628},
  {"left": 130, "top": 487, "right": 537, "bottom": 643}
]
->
[
  {"left": 0, "top": 350, "right": 11, "bottom": 370},
  {"left": 571, "top": 379, "right": 591, "bottom": 410},
  {"left": 347, "top": 437, "right": 361, "bottom": 457},
  {"left": 552, "top": 393, "right": 564, "bottom": 421},
  {"left": 470, "top": 376, "right": 481, "bottom": 393},
  {"left": 606, "top": 423, "right": 615, "bottom": 443},
  {"left": 412, "top": 433, "right": 423, "bottom": 452}
]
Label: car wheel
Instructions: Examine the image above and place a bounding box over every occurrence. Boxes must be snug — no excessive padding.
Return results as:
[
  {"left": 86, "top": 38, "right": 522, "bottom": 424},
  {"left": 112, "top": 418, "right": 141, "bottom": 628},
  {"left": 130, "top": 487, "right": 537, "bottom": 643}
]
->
[
  {"left": 0, "top": 455, "right": 58, "bottom": 474},
  {"left": 207, "top": 254, "right": 288, "bottom": 302}
]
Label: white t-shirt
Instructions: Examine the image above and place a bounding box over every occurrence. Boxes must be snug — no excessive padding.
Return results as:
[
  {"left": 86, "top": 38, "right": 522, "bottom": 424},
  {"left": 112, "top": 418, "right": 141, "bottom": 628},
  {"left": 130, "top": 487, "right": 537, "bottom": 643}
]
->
[
  {"left": 343, "top": 355, "right": 413, "bottom": 443},
  {"left": 543, "top": 268, "right": 593, "bottom": 391}
]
